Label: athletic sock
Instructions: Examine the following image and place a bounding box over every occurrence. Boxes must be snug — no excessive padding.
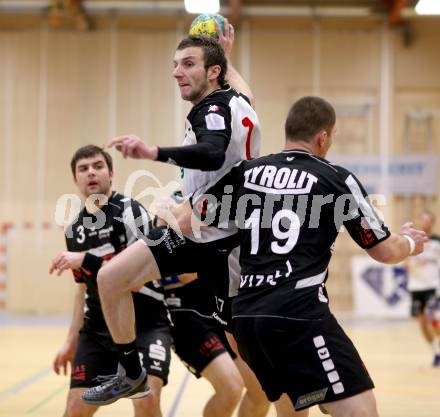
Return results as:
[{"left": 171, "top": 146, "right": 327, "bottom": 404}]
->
[{"left": 116, "top": 340, "right": 143, "bottom": 380}]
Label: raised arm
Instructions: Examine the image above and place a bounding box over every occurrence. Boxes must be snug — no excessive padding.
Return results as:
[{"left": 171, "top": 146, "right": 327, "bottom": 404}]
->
[{"left": 217, "top": 19, "right": 255, "bottom": 106}]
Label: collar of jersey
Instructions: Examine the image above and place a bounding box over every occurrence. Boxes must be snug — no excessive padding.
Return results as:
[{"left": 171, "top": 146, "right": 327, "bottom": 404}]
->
[{"left": 281, "top": 149, "right": 311, "bottom": 154}]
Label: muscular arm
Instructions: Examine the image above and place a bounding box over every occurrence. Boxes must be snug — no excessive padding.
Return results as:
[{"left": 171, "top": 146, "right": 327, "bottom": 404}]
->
[
  {"left": 157, "top": 135, "right": 228, "bottom": 171},
  {"left": 340, "top": 172, "right": 427, "bottom": 264},
  {"left": 225, "top": 63, "right": 254, "bottom": 107}
]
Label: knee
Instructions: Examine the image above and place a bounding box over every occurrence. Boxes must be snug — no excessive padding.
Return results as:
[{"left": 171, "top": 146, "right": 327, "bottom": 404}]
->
[
  {"left": 245, "top": 385, "right": 268, "bottom": 405},
  {"left": 218, "top": 374, "right": 243, "bottom": 408},
  {"left": 229, "top": 374, "right": 245, "bottom": 403},
  {"left": 97, "top": 264, "right": 114, "bottom": 293}
]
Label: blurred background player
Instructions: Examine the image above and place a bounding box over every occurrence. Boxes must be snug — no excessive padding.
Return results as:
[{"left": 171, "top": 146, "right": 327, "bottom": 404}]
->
[
  {"left": 50, "top": 145, "right": 172, "bottom": 415},
  {"left": 403, "top": 210, "right": 440, "bottom": 366}
]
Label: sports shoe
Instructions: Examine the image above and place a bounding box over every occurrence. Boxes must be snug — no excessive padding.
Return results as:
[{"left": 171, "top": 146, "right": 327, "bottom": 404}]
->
[
  {"left": 81, "top": 365, "right": 150, "bottom": 405},
  {"left": 433, "top": 354, "right": 440, "bottom": 367}
]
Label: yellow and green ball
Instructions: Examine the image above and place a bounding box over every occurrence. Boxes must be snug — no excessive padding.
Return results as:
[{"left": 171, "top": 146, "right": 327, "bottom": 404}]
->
[{"left": 189, "top": 14, "right": 225, "bottom": 39}]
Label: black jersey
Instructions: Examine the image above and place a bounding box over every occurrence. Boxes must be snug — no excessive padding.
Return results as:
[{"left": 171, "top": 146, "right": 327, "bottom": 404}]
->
[
  {"left": 195, "top": 150, "right": 390, "bottom": 301},
  {"left": 65, "top": 191, "right": 167, "bottom": 334}
]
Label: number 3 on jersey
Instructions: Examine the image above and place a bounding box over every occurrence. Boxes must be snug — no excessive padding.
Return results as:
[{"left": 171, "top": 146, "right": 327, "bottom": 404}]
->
[
  {"left": 242, "top": 117, "right": 254, "bottom": 160},
  {"left": 245, "top": 208, "right": 300, "bottom": 255}
]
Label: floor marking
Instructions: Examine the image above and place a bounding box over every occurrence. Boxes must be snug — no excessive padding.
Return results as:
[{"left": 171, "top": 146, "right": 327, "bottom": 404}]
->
[{"left": 166, "top": 370, "right": 190, "bottom": 417}]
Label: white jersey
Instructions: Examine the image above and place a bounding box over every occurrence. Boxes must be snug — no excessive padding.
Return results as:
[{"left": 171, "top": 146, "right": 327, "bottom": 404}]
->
[
  {"left": 406, "top": 236, "right": 440, "bottom": 292},
  {"left": 181, "top": 85, "right": 262, "bottom": 243}
]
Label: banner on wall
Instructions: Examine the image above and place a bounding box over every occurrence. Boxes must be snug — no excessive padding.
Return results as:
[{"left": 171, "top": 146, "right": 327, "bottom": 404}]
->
[
  {"left": 351, "top": 255, "right": 410, "bottom": 318},
  {"left": 329, "top": 154, "right": 438, "bottom": 195}
]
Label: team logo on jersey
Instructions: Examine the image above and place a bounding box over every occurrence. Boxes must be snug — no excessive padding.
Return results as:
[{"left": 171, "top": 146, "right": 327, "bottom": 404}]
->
[
  {"left": 208, "top": 104, "right": 220, "bottom": 112},
  {"left": 244, "top": 166, "right": 318, "bottom": 195}
]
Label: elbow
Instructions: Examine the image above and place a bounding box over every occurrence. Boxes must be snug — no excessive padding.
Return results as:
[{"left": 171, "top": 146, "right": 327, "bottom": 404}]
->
[
  {"left": 370, "top": 251, "right": 395, "bottom": 264},
  {"left": 201, "top": 153, "right": 225, "bottom": 171}
]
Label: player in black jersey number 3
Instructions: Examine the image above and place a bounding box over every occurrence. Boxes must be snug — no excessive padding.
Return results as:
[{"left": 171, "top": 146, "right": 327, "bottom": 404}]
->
[
  {"left": 190, "top": 97, "right": 428, "bottom": 417},
  {"left": 50, "top": 145, "right": 171, "bottom": 415}
]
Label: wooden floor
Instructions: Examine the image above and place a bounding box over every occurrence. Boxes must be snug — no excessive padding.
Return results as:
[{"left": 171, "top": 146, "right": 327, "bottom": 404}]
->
[{"left": 0, "top": 315, "right": 439, "bottom": 417}]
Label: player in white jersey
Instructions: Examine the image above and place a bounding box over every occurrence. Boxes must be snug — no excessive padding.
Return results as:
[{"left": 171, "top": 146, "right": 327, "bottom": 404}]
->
[
  {"left": 82, "top": 29, "right": 269, "bottom": 416},
  {"left": 403, "top": 211, "right": 440, "bottom": 366}
]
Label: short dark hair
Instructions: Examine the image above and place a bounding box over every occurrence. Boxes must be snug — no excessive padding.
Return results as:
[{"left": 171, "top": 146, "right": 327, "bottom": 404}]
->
[
  {"left": 70, "top": 145, "right": 113, "bottom": 177},
  {"left": 177, "top": 35, "right": 228, "bottom": 87},
  {"left": 285, "top": 96, "right": 336, "bottom": 142}
]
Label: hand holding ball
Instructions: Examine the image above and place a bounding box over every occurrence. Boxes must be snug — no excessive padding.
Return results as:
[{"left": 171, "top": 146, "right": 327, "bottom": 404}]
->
[{"left": 189, "top": 14, "right": 225, "bottom": 39}]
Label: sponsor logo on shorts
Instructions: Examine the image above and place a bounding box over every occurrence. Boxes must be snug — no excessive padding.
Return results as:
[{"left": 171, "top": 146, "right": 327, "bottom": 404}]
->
[
  {"left": 212, "top": 312, "right": 228, "bottom": 326},
  {"left": 149, "top": 340, "right": 166, "bottom": 371},
  {"left": 198, "top": 335, "right": 223, "bottom": 357},
  {"left": 295, "top": 388, "right": 328, "bottom": 408},
  {"left": 72, "top": 364, "right": 86, "bottom": 381}
]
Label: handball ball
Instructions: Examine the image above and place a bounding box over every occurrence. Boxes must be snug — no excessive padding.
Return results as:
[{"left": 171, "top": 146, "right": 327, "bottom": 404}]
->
[{"left": 189, "top": 14, "right": 225, "bottom": 39}]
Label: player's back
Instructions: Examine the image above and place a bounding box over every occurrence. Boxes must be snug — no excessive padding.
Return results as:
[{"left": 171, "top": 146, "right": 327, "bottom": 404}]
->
[{"left": 211, "top": 150, "right": 389, "bottom": 291}]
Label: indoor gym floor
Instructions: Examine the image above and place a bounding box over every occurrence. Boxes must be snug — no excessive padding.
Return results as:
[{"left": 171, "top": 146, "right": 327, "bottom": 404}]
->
[{"left": 0, "top": 314, "right": 439, "bottom": 417}]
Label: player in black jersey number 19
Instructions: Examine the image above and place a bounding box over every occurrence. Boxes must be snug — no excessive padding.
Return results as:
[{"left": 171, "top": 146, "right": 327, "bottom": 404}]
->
[{"left": 189, "top": 96, "right": 428, "bottom": 417}]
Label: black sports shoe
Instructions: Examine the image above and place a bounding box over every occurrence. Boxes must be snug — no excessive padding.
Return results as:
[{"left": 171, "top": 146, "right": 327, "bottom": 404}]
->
[{"left": 81, "top": 365, "right": 150, "bottom": 405}]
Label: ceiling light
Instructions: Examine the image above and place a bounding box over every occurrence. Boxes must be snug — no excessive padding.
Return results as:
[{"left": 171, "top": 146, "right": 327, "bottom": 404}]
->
[
  {"left": 415, "top": 0, "right": 440, "bottom": 15},
  {"left": 184, "top": 0, "right": 220, "bottom": 14}
]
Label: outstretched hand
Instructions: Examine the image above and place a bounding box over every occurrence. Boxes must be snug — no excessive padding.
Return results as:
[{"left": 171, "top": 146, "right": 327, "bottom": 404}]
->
[
  {"left": 49, "top": 251, "right": 85, "bottom": 276},
  {"left": 216, "top": 18, "right": 234, "bottom": 59},
  {"left": 108, "top": 134, "right": 158, "bottom": 160}
]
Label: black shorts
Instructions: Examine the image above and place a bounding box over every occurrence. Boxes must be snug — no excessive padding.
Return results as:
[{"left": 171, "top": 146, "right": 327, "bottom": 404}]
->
[
  {"left": 209, "top": 246, "right": 241, "bottom": 332},
  {"left": 148, "top": 227, "right": 238, "bottom": 330},
  {"left": 233, "top": 313, "right": 374, "bottom": 410},
  {"left": 147, "top": 227, "right": 238, "bottom": 277},
  {"left": 410, "top": 289, "right": 436, "bottom": 317},
  {"left": 70, "top": 324, "right": 172, "bottom": 389},
  {"left": 170, "top": 311, "right": 236, "bottom": 378}
]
